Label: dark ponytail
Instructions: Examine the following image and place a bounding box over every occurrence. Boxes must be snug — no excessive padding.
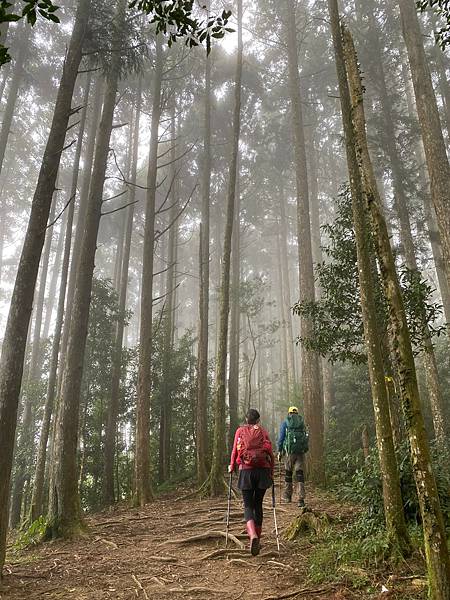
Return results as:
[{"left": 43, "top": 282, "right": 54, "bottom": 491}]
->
[{"left": 246, "top": 408, "right": 260, "bottom": 425}]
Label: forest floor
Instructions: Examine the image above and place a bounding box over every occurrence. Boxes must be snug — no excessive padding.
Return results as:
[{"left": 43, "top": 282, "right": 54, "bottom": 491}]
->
[{"left": 1, "top": 484, "right": 427, "bottom": 600}]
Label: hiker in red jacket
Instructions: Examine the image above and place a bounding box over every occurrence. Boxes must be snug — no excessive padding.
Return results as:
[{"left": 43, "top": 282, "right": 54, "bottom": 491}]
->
[{"left": 229, "top": 408, "right": 274, "bottom": 556}]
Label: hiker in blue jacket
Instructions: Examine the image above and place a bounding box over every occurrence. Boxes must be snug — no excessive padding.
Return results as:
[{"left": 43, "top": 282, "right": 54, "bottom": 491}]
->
[{"left": 277, "top": 406, "right": 309, "bottom": 507}]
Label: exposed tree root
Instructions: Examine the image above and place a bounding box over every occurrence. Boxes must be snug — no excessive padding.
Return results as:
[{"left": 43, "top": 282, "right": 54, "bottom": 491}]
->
[
  {"left": 161, "top": 530, "right": 245, "bottom": 549},
  {"left": 262, "top": 586, "right": 334, "bottom": 600},
  {"left": 227, "top": 558, "right": 255, "bottom": 567},
  {"left": 167, "top": 586, "right": 225, "bottom": 594},
  {"left": 200, "top": 547, "right": 251, "bottom": 560}
]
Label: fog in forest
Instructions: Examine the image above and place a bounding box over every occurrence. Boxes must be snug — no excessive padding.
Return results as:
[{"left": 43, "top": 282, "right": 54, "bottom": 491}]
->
[{"left": 0, "top": 1, "right": 450, "bottom": 598}]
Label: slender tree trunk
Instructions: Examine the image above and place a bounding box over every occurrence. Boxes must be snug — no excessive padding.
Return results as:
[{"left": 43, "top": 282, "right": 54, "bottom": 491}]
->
[
  {"left": 327, "top": 0, "right": 410, "bottom": 554},
  {"left": 209, "top": 0, "right": 242, "bottom": 496},
  {"left": 49, "top": 0, "right": 126, "bottom": 538},
  {"left": 400, "top": 58, "right": 450, "bottom": 325},
  {"left": 284, "top": 0, "right": 324, "bottom": 484},
  {"left": 135, "top": 35, "right": 163, "bottom": 506},
  {"left": 29, "top": 201, "right": 56, "bottom": 381},
  {"left": 159, "top": 108, "right": 178, "bottom": 483},
  {"left": 276, "top": 229, "right": 289, "bottom": 402},
  {"left": 0, "top": 27, "right": 29, "bottom": 177},
  {"left": 343, "top": 26, "right": 450, "bottom": 596},
  {"left": 31, "top": 73, "right": 92, "bottom": 522},
  {"left": 9, "top": 199, "right": 56, "bottom": 528},
  {"left": 196, "top": 37, "right": 212, "bottom": 483},
  {"left": 103, "top": 78, "right": 142, "bottom": 506},
  {"left": 228, "top": 172, "right": 240, "bottom": 451},
  {"left": 0, "top": 0, "right": 90, "bottom": 573},
  {"left": 366, "top": 12, "right": 448, "bottom": 449},
  {"left": 279, "top": 189, "right": 296, "bottom": 385},
  {"left": 58, "top": 75, "right": 104, "bottom": 382},
  {"left": 42, "top": 208, "right": 65, "bottom": 341},
  {"left": 398, "top": 0, "right": 450, "bottom": 296}
]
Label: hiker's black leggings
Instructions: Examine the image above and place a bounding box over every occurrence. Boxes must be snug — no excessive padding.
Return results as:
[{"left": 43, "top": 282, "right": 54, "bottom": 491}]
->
[{"left": 242, "top": 489, "right": 266, "bottom": 526}]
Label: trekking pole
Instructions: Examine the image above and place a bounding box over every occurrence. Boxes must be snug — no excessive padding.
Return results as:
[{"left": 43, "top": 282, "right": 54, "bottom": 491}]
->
[
  {"left": 272, "top": 483, "right": 280, "bottom": 554},
  {"left": 278, "top": 457, "right": 282, "bottom": 504},
  {"left": 225, "top": 471, "right": 233, "bottom": 548}
]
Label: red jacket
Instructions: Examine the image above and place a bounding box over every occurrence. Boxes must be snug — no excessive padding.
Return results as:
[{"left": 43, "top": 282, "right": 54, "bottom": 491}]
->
[{"left": 230, "top": 424, "right": 274, "bottom": 474}]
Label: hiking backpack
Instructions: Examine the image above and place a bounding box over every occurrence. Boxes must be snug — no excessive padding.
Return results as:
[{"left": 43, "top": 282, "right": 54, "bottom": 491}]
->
[
  {"left": 238, "top": 425, "right": 271, "bottom": 468},
  {"left": 283, "top": 413, "right": 309, "bottom": 454}
]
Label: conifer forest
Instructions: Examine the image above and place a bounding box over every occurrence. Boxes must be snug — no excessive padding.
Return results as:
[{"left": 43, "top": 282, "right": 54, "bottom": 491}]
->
[{"left": 1, "top": 1, "right": 450, "bottom": 598}]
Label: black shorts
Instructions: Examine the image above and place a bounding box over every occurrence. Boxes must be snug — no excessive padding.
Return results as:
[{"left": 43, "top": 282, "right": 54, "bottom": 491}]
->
[{"left": 237, "top": 467, "right": 273, "bottom": 490}]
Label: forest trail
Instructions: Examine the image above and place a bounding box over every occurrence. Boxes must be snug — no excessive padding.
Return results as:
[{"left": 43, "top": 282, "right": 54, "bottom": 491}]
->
[{"left": 1, "top": 486, "right": 423, "bottom": 600}]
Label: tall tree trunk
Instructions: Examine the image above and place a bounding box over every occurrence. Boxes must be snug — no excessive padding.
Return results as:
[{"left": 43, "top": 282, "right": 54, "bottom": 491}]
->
[
  {"left": 398, "top": 0, "right": 450, "bottom": 296},
  {"left": 209, "top": 0, "right": 242, "bottom": 496},
  {"left": 228, "top": 172, "right": 240, "bottom": 451},
  {"left": 366, "top": 10, "right": 448, "bottom": 449},
  {"left": 9, "top": 199, "right": 56, "bottom": 528},
  {"left": 196, "top": 36, "right": 212, "bottom": 483},
  {"left": 49, "top": 0, "right": 126, "bottom": 538},
  {"left": 0, "top": 0, "right": 90, "bottom": 573},
  {"left": 31, "top": 73, "right": 92, "bottom": 522},
  {"left": 135, "top": 35, "right": 163, "bottom": 506},
  {"left": 400, "top": 58, "right": 450, "bottom": 325},
  {"left": 58, "top": 75, "right": 104, "bottom": 384},
  {"left": 0, "top": 27, "right": 29, "bottom": 176},
  {"left": 327, "top": 0, "right": 411, "bottom": 555},
  {"left": 276, "top": 228, "right": 290, "bottom": 402},
  {"left": 279, "top": 189, "right": 296, "bottom": 385},
  {"left": 103, "top": 78, "right": 142, "bottom": 506},
  {"left": 42, "top": 208, "right": 65, "bottom": 341},
  {"left": 343, "top": 26, "right": 450, "bottom": 596},
  {"left": 284, "top": 0, "right": 324, "bottom": 484},
  {"left": 159, "top": 108, "right": 178, "bottom": 483}
]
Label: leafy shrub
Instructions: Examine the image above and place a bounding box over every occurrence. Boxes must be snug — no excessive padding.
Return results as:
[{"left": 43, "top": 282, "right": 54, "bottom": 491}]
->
[
  {"left": 14, "top": 516, "right": 48, "bottom": 550},
  {"left": 339, "top": 441, "right": 450, "bottom": 536}
]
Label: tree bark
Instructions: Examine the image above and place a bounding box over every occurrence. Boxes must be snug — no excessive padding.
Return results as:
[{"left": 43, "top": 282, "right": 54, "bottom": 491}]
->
[
  {"left": 159, "top": 108, "right": 178, "bottom": 483},
  {"left": 103, "top": 78, "right": 142, "bottom": 506},
  {"left": 49, "top": 0, "right": 125, "bottom": 538},
  {"left": 366, "top": 9, "right": 448, "bottom": 449},
  {"left": 0, "top": 0, "right": 90, "bottom": 574},
  {"left": 327, "top": 0, "right": 410, "bottom": 555},
  {"left": 343, "top": 25, "right": 450, "bottom": 596},
  {"left": 42, "top": 206, "right": 65, "bottom": 341},
  {"left": 135, "top": 35, "right": 163, "bottom": 506},
  {"left": 284, "top": 0, "right": 324, "bottom": 484},
  {"left": 196, "top": 31, "right": 212, "bottom": 483},
  {"left": 9, "top": 199, "right": 56, "bottom": 529},
  {"left": 58, "top": 75, "right": 104, "bottom": 383},
  {"left": 279, "top": 189, "right": 296, "bottom": 386},
  {"left": 31, "top": 73, "right": 92, "bottom": 522},
  {"left": 209, "top": 0, "right": 242, "bottom": 496},
  {"left": 228, "top": 170, "right": 240, "bottom": 452}
]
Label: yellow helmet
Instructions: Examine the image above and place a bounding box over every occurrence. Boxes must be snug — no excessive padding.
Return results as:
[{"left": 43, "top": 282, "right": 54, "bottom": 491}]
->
[{"left": 288, "top": 406, "right": 298, "bottom": 414}]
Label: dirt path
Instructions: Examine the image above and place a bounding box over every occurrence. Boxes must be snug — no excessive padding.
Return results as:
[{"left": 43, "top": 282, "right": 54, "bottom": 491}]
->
[{"left": 0, "top": 486, "right": 423, "bottom": 600}]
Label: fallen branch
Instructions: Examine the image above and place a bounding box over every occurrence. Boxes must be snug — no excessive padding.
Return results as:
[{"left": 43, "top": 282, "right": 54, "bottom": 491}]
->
[
  {"left": 96, "top": 537, "right": 118, "bottom": 549},
  {"left": 146, "top": 555, "right": 178, "bottom": 563},
  {"left": 132, "top": 574, "right": 149, "bottom": 599},
  {"left": 266, "top": 560, "right": 294, "bottom": 570}
]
